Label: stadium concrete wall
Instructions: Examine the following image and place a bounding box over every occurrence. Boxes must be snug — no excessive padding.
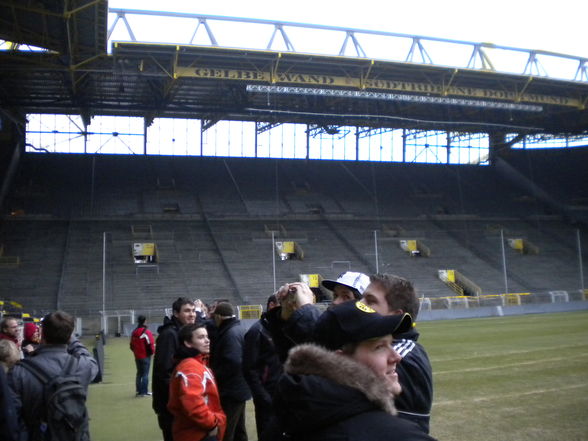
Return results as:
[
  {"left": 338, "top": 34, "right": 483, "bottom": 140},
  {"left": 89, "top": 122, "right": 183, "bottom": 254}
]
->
[
  {"left": 116, "top": 301, "right": 588, "bottom": 336},
  {"left": 418, "top": 300, "right": 588, "bottom": 321}
]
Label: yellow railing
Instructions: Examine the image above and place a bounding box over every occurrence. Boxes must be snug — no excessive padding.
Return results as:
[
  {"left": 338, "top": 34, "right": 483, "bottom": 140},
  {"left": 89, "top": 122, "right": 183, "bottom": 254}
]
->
[
  {"left": 0, "top": 256, "right": 20, "bottom": 266},
  {"left": 238, "top": 304, "right": 263, "bottom": 320}
]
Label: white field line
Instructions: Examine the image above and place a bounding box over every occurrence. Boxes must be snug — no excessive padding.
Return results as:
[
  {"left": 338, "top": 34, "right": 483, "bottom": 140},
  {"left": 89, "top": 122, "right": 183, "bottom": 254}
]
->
[
  {"left": 433, "top": 352, "right": 588, "bottom": 375},
  {"left": 429, "top": 342, "right": 588, "bottom": 364},
  {"left": 434, "top": 382, "right": 588, "bottom": 406}
]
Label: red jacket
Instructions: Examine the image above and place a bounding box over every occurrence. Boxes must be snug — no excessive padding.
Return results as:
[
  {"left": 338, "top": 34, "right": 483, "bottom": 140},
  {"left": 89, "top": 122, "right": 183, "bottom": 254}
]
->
[
  {"left": 130, "top": 326, "right": 155, "bottom": 359},
  {"left": 168, "top": 354, "right": 226, "bottom": 441}
]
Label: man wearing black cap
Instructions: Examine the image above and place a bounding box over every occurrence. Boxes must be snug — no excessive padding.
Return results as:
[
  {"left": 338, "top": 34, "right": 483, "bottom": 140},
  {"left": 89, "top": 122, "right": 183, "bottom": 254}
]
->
[
  {"left": 361, "top": 274, "right": 433, "bottom": 434},
  {"left": 211, "top": 302, "right": 251, "bottom": 441},
  {"left": 262, "top": 301, "right": 436, "bottom": 441}
]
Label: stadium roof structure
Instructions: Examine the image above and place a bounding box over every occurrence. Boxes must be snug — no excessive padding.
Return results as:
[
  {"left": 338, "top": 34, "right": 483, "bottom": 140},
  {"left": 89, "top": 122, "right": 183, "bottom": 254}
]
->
[{"left": 1, "top": 1, "right": 588, "bottom": 137}]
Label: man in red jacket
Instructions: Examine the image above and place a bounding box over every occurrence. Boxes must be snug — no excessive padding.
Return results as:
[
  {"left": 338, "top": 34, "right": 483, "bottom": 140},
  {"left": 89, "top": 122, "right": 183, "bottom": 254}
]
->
[
  {"left": 130, "top": 315, "right": 155, "bottom": 397},
  {"left": 0, "top": 317, "right": 20, "bottom": 347}
]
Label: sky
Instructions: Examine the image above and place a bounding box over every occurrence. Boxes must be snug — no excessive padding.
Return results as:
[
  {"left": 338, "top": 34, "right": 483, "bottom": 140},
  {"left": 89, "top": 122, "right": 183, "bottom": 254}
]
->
[
  {"left": 26, "top": 0, "right": 588, "bottom": 157},
  {"left": 108, "top": 0, "right": 588, "bottom": 58}
]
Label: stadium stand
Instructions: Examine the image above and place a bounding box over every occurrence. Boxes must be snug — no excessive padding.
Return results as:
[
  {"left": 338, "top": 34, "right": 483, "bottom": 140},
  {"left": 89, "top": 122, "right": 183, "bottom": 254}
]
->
[{"left": 1, "top": 152, "right": 586, "bottom": 327}]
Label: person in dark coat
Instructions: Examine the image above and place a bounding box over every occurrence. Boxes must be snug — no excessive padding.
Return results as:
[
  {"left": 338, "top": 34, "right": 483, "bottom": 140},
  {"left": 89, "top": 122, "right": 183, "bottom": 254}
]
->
[
  {"left": 210, "top": 302, "right": 251, "bottom": 441},
  {"left": 262, "top": 301, "right": 437, "bottom": 441},
  {"left": 8, "top": 311, "right": 98, "bottom": 441},
  {"left": 0, "top": 364, "right": 19, "bottom": 441},
  {"left": 361, "top": 274, "right": 434, "bottom": 433},
  {"left": 242, "top": 294, "right": 281, "bottom": 437},
  {"left": 264, "top": 283, "right": 322, "bottom": 363},
  {"left": 152, "top": 297, "right": 196, "bottom": 441}
]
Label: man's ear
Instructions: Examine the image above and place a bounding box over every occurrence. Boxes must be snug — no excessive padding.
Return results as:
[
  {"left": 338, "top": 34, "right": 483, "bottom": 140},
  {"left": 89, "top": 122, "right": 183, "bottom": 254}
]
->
[{"left": 390, "top": 308, "right": 404, "bottom": 316}]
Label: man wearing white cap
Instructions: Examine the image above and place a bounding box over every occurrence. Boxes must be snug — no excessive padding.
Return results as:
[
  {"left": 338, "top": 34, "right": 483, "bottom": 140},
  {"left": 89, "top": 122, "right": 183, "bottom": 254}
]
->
[{"left": 321, "top": 271, "right": 370, "bottom": 305}]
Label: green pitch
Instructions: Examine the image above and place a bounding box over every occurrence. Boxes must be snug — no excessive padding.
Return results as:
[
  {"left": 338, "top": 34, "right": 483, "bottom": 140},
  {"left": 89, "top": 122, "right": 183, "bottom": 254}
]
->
[
  {"left": 87, "top": 310, "right": 588, "bottom": 441},
  {"left": 422, "top": 310, "right": 588, "bottom": 441}
]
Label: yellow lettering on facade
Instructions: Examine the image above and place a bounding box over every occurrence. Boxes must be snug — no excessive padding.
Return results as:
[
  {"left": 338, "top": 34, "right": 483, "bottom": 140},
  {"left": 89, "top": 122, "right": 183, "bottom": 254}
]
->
[{"left": 175, "top": 65, "right": 579, "bottom": 108}]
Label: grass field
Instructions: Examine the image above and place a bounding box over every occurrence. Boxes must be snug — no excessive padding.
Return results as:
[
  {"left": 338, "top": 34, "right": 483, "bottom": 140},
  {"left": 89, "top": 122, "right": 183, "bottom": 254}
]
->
[{"left": 87, "top": 310, "right": 588, "bottom": 441}]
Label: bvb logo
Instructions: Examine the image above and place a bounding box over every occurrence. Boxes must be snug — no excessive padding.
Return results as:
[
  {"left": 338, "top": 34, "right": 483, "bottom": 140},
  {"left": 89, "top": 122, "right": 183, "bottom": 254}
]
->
[{"left": 355, "top": 301, "right": 375, "bottom": 313}]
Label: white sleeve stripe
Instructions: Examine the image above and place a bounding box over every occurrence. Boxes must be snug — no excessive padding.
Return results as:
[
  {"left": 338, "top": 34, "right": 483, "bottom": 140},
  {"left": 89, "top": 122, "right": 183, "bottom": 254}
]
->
[
  {"left": 176, "top": 371, "right": 203, "bottom": 388},
  {"left": 176, "top": 371, "right": 189, "bottom": 388},
  {"left": 393, "top": 339, "right": 416, "bottom": 358}
]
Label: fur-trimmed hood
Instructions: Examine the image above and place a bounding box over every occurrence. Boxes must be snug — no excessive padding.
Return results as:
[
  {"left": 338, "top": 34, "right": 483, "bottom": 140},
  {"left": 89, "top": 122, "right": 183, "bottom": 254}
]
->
[
  {"left": 268, "top": 343, "right": 397, "bottom": 439},
  {"left": 285, "top": 343, "right": 396, "bottom": 415}
]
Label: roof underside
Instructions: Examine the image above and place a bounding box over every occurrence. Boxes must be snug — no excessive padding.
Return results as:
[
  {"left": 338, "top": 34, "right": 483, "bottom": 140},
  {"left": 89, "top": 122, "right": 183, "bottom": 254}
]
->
[{"left": 1, "top": 1, "right": 587, "bottom": 136}]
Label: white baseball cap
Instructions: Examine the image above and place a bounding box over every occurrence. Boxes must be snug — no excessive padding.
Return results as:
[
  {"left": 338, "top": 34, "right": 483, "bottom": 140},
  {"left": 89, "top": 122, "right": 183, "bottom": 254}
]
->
[{"left": 322, "top": 271, "right": 370, "bottom": 298}]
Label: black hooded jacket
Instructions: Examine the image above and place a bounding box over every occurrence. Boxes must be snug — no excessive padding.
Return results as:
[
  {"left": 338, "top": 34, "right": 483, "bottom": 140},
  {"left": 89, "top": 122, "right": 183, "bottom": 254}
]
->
[
  {"left": 210, "top": 316, "right": 251, "bottom": 402},
  {"left": 261, "top": 344, "right": 437, "bottom": 441},
  {"left": 265, "top": 304, "right": 321, "bottom": 363},
  {"left": 242, "top": 312, "right": 282, "bottom": 406},
  {"left": 152, "top": 315, "right": 183, "bottom": 414},
  {"left": 393, "top": 327, "right": 433, "bottom": 433}
]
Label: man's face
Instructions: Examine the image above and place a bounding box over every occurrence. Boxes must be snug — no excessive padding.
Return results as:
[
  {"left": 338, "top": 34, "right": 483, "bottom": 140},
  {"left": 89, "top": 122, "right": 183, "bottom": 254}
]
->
[
  {"left": 3, "top": 319, "right": 19, "bottom": 338},
  {"left": 332, "top": 285, "right": 356, "bottom": 306},
  {"left": 350, "top": 335, "right": 402, "bottom": 396},
  {"left": 174, "top": 304, "right": 196, "bottom": 326},
  {"left": 360, "top": 283, "right": 389, "bottom": 315}
]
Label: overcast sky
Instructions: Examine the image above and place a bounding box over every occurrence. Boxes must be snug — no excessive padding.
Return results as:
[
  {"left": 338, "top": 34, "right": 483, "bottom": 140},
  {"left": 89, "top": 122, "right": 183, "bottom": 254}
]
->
[{"left": 109, "top": 0, "right": 587, "bottom": 58}]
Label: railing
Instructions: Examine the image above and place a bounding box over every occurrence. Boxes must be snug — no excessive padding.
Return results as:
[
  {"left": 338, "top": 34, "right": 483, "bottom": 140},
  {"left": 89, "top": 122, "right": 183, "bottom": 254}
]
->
[{"left": 107, "top": 8, "right": 588, "bottom": 82}]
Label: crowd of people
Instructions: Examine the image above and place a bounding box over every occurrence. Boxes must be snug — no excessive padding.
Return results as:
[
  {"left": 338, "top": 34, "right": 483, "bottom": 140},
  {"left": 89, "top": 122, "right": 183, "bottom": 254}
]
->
[
  {"left": 0, "top": 270, "right": 436, "bottom": 441},
  {"left": 0, "top": 311, "right": 98, "bottom": 441},
  {"left": 143, "top": 271, "right": 436, "bottom": 441}
]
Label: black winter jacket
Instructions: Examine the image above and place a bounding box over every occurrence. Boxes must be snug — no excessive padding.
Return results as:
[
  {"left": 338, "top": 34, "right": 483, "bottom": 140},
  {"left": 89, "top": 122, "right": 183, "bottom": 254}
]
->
[
  {"left": 265, "top": 304, "right": 321, "bottom": 363},
  {"left": 0, "top": 367, "right": 18, "bottom": 441},
  {"left": 210, "top": 317, "right": 251, "bottom": 402},
  {"left": 242, "top": 313, "right": 282, "bottom": 406},
  {"left": 152, "top": 316, "right": 183, "bottom": 414},
  {"left": 393, "top": 328, "right": 433, "bottom": 433},
  {"left": 261, "top": 344, "right": 437, "bottom": 441}
]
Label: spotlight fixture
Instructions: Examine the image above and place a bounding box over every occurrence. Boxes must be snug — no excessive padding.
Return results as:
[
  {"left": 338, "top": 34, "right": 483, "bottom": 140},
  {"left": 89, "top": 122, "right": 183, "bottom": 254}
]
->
[{"left": 246, "top": 85, "right": 543, "bottom": 112}]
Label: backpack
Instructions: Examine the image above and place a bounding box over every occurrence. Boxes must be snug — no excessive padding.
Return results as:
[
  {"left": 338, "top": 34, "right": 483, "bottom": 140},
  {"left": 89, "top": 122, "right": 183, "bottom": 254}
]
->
[{"left": 20, "top": 355, "right": 87, "bottom": 441}]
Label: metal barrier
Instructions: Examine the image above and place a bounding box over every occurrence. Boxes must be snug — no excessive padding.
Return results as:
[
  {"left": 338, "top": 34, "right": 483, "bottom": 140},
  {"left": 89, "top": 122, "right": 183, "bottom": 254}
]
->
[
  {"left": 107, "top": 8, "right": 588, "bottom": 82},
  {"left": 238, "top": 305, "right": 263, "bottom": 320}
]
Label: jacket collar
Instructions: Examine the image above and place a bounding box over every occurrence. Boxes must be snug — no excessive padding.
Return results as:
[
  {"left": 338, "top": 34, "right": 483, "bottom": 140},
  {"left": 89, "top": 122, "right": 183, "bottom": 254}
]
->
[
  {"left": 31, "top": 344, "right": 68, "bottom": 355},
  {"left": 395, "top": 327, "right": 420, "bottom": 341},
  {"left": 218, "top": 316, "right": 239, "bottom": 333},
  {"left": 285, "top": 343, "right": 396, "bottom": 415}
]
